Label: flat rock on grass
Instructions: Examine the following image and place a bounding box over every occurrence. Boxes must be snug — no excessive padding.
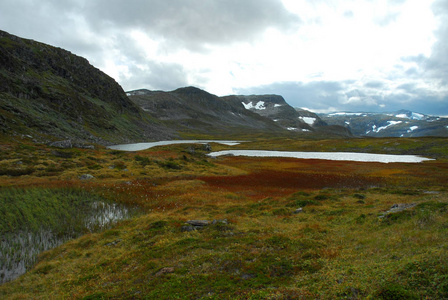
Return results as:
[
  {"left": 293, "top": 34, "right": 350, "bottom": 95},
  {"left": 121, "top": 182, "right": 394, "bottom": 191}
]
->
[{"left": 379, "top": 203, "right": 417, "bottom": 218}]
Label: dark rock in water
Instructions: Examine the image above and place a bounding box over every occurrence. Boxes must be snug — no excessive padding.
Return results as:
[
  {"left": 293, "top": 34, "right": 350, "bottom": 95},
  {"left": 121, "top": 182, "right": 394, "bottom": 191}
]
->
[
  {"left": 49, "top": 140, "right": 72, "bottom": 149},
  {"left": 79, "top": 174, "right": 95, "bottom": 180}
]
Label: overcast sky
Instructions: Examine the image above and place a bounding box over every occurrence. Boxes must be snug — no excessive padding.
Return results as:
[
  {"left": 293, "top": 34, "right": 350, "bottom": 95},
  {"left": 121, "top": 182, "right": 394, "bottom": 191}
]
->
[{"left": 1, "top": 0, "right": 447, "bottom": 115}]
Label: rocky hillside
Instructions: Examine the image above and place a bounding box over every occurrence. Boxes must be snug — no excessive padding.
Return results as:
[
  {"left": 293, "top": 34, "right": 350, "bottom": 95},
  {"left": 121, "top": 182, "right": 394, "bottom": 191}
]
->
[
  {"left": 0, "top": 30, "right": 173, "bottom": 144},
  {"left": 320, "top": 110, "right": 448, "bottom": 137},
  {"left": 128, "top": 87, "right": 287, "bottom": 136}
]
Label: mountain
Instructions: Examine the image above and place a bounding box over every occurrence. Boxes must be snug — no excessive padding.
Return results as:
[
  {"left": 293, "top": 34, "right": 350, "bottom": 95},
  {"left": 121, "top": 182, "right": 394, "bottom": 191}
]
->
[
  {"left": 0, "top": 30, "right": 351, "bottom": 143},
  {"left": 127, "top": 87, "right": 287, "bottom": 137},
  {"left": 320, "top": 110, "right": 448, "bottom": 137},
  {"left": 225, "top": 94, "right": 351, "bottom": 136},
  {"left": 0, "top": 30, "right": 173, "bottom": 144}
]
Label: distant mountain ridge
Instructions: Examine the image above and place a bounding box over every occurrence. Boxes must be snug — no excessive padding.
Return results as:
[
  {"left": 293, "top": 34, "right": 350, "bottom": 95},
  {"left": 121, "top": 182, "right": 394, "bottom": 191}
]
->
[
  {"left": 319, "top": 110, "right": 448, "bottom": 137},
  {"left": 127, "top": 87, "right": 286, "bottom": 136}
]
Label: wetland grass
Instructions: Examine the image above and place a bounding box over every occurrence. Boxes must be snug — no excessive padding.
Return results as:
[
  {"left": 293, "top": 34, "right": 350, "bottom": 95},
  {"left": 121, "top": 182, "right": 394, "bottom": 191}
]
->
[{"left": 0, "top": 187, "right": 135, "bottom": 283}]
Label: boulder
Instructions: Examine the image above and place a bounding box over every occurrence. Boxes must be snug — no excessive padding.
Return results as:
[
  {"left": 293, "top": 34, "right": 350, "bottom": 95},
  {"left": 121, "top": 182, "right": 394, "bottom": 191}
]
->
[
  {"left": 79, "top": 174, "right": 95, "bottom": 180},
  {"left": 49, "top": 140, "right": 72, "bottom": 149},
  {"left": 293, "top": 208, "right": 304, "bottom": 214},
  {"left": 379, "top": 203, "right": 417, "bottom": 218}
]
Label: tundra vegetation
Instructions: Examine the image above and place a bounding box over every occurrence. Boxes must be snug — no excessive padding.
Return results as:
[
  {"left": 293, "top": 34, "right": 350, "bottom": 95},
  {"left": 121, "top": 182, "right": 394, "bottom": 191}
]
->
[{"left": 0, "top": 136, "right": 447, "bottom": 299}]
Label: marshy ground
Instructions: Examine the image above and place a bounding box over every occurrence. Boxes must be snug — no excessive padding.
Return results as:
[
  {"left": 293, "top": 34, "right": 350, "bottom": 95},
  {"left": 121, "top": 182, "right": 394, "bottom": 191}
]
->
[{"left": 0, "top": 137, "right": 447, "bottom": 299}]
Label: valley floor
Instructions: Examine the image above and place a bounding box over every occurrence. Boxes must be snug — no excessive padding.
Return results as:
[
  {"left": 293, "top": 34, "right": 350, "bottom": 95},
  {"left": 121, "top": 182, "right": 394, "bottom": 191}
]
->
[{"left": 0, "top": 137, "right": 447, "bottom": 299}]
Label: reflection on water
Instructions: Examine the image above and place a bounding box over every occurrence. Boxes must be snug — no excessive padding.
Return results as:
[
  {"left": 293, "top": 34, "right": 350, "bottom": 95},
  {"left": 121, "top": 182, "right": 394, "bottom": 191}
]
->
[{"left": 0, "top": 201, "right": 134, "bottom": 284}]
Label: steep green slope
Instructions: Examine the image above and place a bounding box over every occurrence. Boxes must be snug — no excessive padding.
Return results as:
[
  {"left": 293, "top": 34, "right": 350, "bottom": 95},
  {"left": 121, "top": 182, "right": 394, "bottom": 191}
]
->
[{"left": 0, "top": 30, "right": 173, "bottom": 144}]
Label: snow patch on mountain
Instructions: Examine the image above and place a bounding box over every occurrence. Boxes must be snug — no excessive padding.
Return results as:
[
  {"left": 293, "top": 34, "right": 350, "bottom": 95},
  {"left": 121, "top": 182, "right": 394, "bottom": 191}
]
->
[
  {"left": 299, "top": 116, "right": 316, "bottom": 125},
  {"left": 242, "top": 101, "right": 266, "bottom": 110},
  {"left": 367, "top": 121, "right": 402, "bottom": 134},
  {"left": 329, "top": 112, "right": 365, "bottom": 116},
  {"left": 396, "top": 112, "right": 425, "bottom": 120}
]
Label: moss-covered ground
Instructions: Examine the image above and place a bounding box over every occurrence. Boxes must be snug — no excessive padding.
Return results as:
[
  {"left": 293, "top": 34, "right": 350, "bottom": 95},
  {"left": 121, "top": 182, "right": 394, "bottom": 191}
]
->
[{"left": 0, "top": 136, "right": 447, "bottom": 299}]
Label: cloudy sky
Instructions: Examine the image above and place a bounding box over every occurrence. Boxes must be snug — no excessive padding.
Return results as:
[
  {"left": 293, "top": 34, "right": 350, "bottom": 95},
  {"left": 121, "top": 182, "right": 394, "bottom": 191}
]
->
[{"left": 1, "top": 0, "right": 447, "bottom": 115}]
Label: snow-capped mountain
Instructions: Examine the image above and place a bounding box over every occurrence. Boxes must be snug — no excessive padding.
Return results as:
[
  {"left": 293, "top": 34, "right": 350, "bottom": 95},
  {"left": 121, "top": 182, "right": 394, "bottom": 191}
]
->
[
  {"left": 223, "top": 94, "right": 351, "bottom": 136},
  {"left": 319, "top": 110, "right": 448, "bottom": 137},
  {"left": 226, "top": 95, "right": 329, "bottom": 131}
]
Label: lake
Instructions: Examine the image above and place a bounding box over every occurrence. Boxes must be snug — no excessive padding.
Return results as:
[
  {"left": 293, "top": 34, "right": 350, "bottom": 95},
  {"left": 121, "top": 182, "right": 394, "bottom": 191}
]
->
[
  {"left": 208, "top": 150, "right": 434, "bottom": 163},
  {"left": 107, "top": 140, "right": 244, "bottom": 151}
]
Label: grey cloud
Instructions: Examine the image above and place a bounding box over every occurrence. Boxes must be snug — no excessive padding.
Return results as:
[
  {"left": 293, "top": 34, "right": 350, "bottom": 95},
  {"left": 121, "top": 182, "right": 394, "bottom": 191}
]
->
[
  {"left": 121, "top": 62, "right": 189, "bottom": 92},
  {"left": 396, "top": 83, "right": 416, "bottom": 92},
  {"left": 364, "top": 81, "right": 385, "bottom": 88},
  {"left": 423, "top": 0, "right": 448, "bottom": 86},
  {"left": 82, "top": 0, "right": 301, "bottom": 51}
]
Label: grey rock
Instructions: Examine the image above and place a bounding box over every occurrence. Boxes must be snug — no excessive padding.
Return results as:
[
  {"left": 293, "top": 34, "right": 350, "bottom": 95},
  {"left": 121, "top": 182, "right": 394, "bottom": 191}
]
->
[
  {"left": 293, "top": 208, "right": 303, "bottom": 214},
  {"left": 186, "top": 220, "right": 210, "bottom": 227},
  {"left": 379, "top": 203, "right": 417, "bottom": 218},
  {"left": 49, "top": 140, "right": 72, "bottom": 149},
  {"left": 212, "top": 219, "right": 228, "bottom": 225},
  {"left": 181, "top": 225, "right": 196, "bottom": 232},
  {"left": 79, "top": 174, "right": 95, "bottom": 180}
]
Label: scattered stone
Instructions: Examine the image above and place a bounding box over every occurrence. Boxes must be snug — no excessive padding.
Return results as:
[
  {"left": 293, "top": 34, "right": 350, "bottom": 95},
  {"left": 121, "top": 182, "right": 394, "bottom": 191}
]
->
[
  {"left": 73, "top": 143, "right": 95, "bottom": 150},
  {"left": 182, "top": 219, "right": 229, "bottom": 231},
  {"left": 49, "top": 140, "right": 72, "bottom": 149},
  {"left": 389, "top": 203, "right": 417, "bottom": 213},
  {"left": 155, "top": 267, "right": 175, "bottom": 277},
  {"left": 241, "top": 273, "right": 256, "bottom": 280},
  {"left": 181, "top": 225, "right": 196, "bottom": 232},
  {"left": 79, "top": 174, "right": 95, "bottom": 180},
  {"left": 379, "top": 203, "right": 417, "bottom": 218},
  {"left": 186, "top": 220, "right": 211, "bottom": 227},
  {"left": 51, "top": 150, "right": 73, "bottom": 158},
  {"left": 105, "top": 239, "right": 121, "bottom": 247},
  {"left": 203, "top": 143, "right": 212, "bottom": 152},
  {"left": 211, "top": 219, "right": 228, "bottom": 225},
  {"left": 293, "top": 208, "right": 303, "bottom": 214},
  {"left": 424, "top": 191, "right": 440, "bottom": 195}
]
